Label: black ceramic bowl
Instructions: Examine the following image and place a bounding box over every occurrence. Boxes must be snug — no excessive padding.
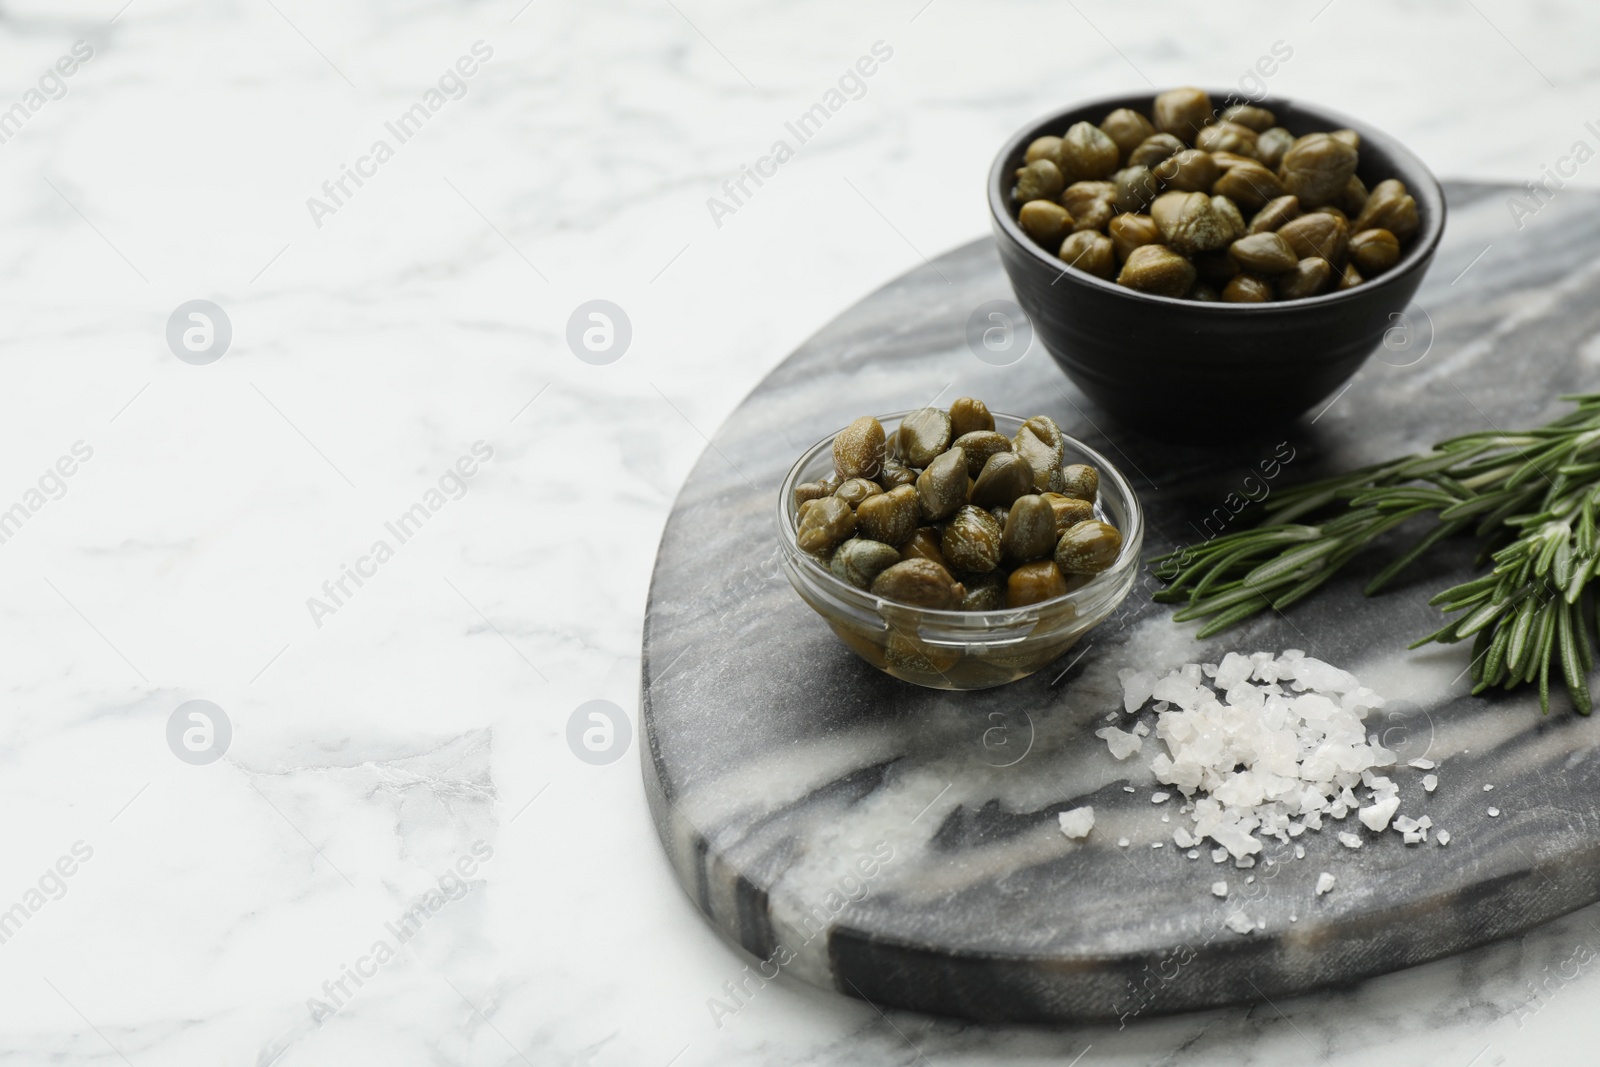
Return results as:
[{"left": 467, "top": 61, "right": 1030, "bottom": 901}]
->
[{"left": 989, "top": 90, "right": 1445, "bottom": 437}]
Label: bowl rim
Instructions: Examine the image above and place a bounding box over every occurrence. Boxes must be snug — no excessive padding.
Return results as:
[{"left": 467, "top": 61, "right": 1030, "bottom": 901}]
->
[
  {"left": 777, "top": 410, "right": 1145, "bottom": 623},
  {"left": 987, "top": 88, "right": 1447, "bottom": 312}
]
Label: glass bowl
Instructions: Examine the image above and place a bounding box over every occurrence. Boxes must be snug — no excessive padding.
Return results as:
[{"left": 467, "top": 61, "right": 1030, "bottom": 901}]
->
[{"left": 776, "top": 411, "right": 1144, "bottom": 690}]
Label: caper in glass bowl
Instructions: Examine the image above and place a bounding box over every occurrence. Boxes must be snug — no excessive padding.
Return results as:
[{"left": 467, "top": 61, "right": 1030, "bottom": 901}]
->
[{"left": 777, "top": 408, "right": 1143, "bottom": 690}]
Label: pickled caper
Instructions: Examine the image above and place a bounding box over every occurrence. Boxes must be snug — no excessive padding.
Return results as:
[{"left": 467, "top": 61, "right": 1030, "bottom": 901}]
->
[
  {"left": 1254, "top": 126, "right": 1294, "bottom": 170},
  {"left": 1350, "top": 228, "right": 1400, "bottom": 275},
  {"left": 941, "top": 505, "right": 1003, "bottom": 573},
  {"left": 1058, "top": 231, "right": 1115, "bottom": 279},
  {"left": 833, "top": 415, "right": 885, "bottom": 480},
  {"left": 949, "top": 396, "right": 994, "bottom": 437},
  {"left": 878, "top": 457, "right": 916, "bottom": 490},
  {"left": 1278, "top": 211, "right": 1348, "bottom": 267},
  {"left": 835, "top": 477, "right": 884, "bottom": 507},
  {"left": 1151, "top": 191, "right": 1231, "bottom": 255},
  {"left": 900, "top": 525, "right": 947, "bottom": 567},
  {"left": 1278, "top": 132, "right": 1358, "bottom": 207},
  {"left": 1014, "top": 158, "right": 1065, "bottom": 202},
  {"left": 1025, "top": 135, "right": 1063, "bottom": 165},
  {"left": 1058, "top": 121, "right": 1120, "bottom": 182},
  {"left": 1055, "top": 519, "right": 1123, "bottom": 576},
  {"left": 855, "top": 484, "right": 920, "bottom": 546},
  {"left": 1117, "top": 244, "right": 1196, "bottom": 297},
  {"left": 960, "top": 572, "right": 1006, "bottom": 611},
  {"left": 1040, "top": 492, "right": 1095, "bottom": 536},
  {"left": 1228, "top": 231, "right": 1298, "bottom": 274},
  {"left": 1246, "top": 195, "right": 1301, "bottom": 234},
  {"left": 870, "top": 558, "right": 964, "bottom": 609},
  {"left": 1153, "top": 149, "right": 1219, "bottom": 193},
  {"left": 1013, "top": 416, "right": 1066, "bottom": 492},
  {"left": 898, "top": 408, "right": 952, "bottom": 468},
  {"left": 1212, "top": 160, "right": 1285, "bottom": 211},
  {"left": 952, "top": 430, "right": 1012, "bottom": 476},
  {"left": 1058, "top": 463, "right": 1098, "bottom": 501},
  {"left": 794, "top": 481, "right": 831, "bottom": 507},
  {"left": 1002, "top": 495, "right": 1058, "bottom": 563},
  {"left": 1019, "top": 200, "right": 1074, "bottom": 247},
  {"left": 1152, "top": 87, "right": 1212, "bottom": 140},
  {"left": 1061, "top": 181, "right": 1115, "bottom": 232},
  {"left": 972, "top": 451, "right": 1035, "bottom": 507},
  {"left": 1100, "top": 108, "right": 1156, "bottom": 156},
  {"left": 915, "top": 448, "right": 968, "bottom": 521},
  {"left": 1195, "top": 122, "right": 1259, "bottom": 158},
  {"left": 1353, "top": 179, "right": 1419, "bottom": 240},
  {"left": 830, "top": 538, "right": 902, "bottom": 589},
  {"left": 1112, "top": 165, "right": 1159, "bottom": 213},
  {"left": 1276, "top": 256, "right": 1332, "bottom": 300},
  {"left": 798, "top": 496, "right": 856, "bottom": 554},
  {"left": 1007, "top": 560, "right": 1072, "bottom": 607},
  {"left": 1126, "top": 132, "right": 1186, "bottom": 169},
  {"left": 1222, "top": 273, "right": 1273, "bottom": 303},
  {"left": 1220, "top": 103, "right": 1275, "bottom": 132},
  {"left": 1109, "top": 212, "right": 1160, "bottom": 261}
]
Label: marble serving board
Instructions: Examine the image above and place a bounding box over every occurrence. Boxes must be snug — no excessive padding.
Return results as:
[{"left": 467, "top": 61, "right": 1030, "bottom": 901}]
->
[{"left": 641, "top": 182, "right": 1600, "bottom": 1024}]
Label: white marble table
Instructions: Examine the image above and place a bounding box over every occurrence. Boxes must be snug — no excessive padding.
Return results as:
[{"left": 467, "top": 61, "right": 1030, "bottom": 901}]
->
[{"left": 5, "top": 0, "right": 1600, "bottom": 1063}]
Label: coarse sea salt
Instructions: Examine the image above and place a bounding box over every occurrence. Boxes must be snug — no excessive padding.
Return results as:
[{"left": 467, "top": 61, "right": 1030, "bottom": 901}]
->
[
  {"left": 1316, "top": 872, "right": 1336, "bottom": 896},
  {"left": 1104, "top": 650, "right": 1446, "bottom": 931},
  {"left": 1058, "top": 807, "right": 1094, "bottom": 839}
]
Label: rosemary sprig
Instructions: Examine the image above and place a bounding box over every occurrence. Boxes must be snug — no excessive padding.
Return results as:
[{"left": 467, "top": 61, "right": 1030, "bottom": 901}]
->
[{"left": 1151, "top": 393, "right": 1600, "bottom": 714}]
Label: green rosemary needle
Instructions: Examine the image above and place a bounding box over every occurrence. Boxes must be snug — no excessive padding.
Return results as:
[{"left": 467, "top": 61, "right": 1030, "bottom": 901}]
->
[{"left": 1151, "top": 394, "right": 1600, "bottom": 714}]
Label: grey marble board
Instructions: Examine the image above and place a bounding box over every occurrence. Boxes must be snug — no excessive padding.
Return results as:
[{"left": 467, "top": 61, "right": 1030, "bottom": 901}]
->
[{"left": 641, "top": 182, "right": 1600, "bottom": 1024}]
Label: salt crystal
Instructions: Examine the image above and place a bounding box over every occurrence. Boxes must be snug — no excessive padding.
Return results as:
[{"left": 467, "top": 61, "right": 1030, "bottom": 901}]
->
[
  {"left": 1118, "top": 668, "right": 1156, "bottom": 713},
  {"left": 1437, "top": 830, "right": 1451, "bottom": 846},
  {"left": 1152, "top": 842, "right": 1164, "bottom": 849},
  {"left": 1212, "top": 848, "right": 1228, "bottom": 863},
  {"left": 1418, "top": 816, "right": 1432, "bottom": 829},
  {"left": 1316, "top": 872, "right": 1336, "bottom": 895},
  {"left": 1124, "top": 785, "right": 1136, "bottom": 793},
  {"left": 1174, "top": 828, "right": 1196, "bottom": 848},
  {"left": 1338, "top": 832, "right": 1363, "bottom": 849},
  {"left": 1483, "top": 784, "right": 1494, "bottom": 792},
  {"left": 1117, "top": 837, "right": 1130, "bottom": 848},
  {"left": 1408, "top": 758, "right": 1436, "bottom": 770},
  {"left": 1058, "top": 807, "right": 1094, "bottom": 839},
  {"left": 1133, "top": 721, "right": 1150, "bottom": 738},
  {"left": 1187, "top": 850, "right": 1199, "bottom": 860},
  {"left": 1225, "top": 910, "right": 1254, "bottom": 934},
  {"left": 1488, "top": 807, "right": 1500, "bottom": 817},
  {"left": 1096, "top": 727, "right": 1143, "bottom": 760},
  {"left": 1423, "top": 774, "right": 1438, "bottom": 793},
  {"left": 1246, "top": 875, "right": 1255, "bottom": 884},
  {"left": 1236, "top": 855, "right": 1256, "bottom": 868},
  {"left": 1151, "top": 792, "right": 1171, "bottom": 804},
  {"left": 1294, "top": 844, "right": 1305, "bottom": 859},
  {"left": 1359, "top": 797, "right": 1400, "bottom": 832},
  {"left": 1212, "top": 881, "right": 1228, "bottom": 897}
]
